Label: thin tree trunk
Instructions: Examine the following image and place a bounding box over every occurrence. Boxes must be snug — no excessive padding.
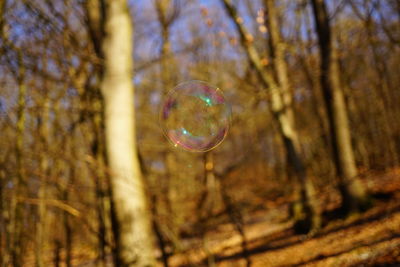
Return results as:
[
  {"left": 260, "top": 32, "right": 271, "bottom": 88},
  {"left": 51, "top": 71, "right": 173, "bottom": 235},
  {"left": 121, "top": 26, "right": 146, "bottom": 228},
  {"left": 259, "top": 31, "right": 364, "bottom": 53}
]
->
[
  {"left": 9, "top": 49, "right": 27, "bottom": 267},
  {"left": 154, "top": 0, "right": 172, "bottom": 59},
  {"left": 64, "top": 157, "right": 73, "bottom": 266},
  {"left": 64, "top": 134, "right": 75, "bottom": 267},
  {"left": 204, "top": 152, "right": 222, "bottom": 215},
  {"left": 310, "top": 0, "right": 370, "bottom": 214},
  {"left": 35, "top": 53, "right": 51, "bottom": 267},
  {"left": 264, "top": 0, "right": 293, "bottom": 126},
  {"left": 53, "top": 240, "right": 62, "bottom": 267},
  {"left": 63, "top": 206, "right": 73, "bottom": 267},
  {"left": 151, "top": 194, "right": 169, "bottom": 267},
  {"left": 1, "top": 4, "right": 27, "bottom": 264},
  {"left": 91, "top": 91, "right": 109, "bottom": 267},
  {"left": 100, "top": 0, "right": 156, "bottom": 266},
  {"left": 0, "top": 166, "right": 4, "bottom": 267},
  {"left": 0, "top": 1, "right": 6, "bottom": 249},
  {"left": 85, "top": 1, "right": 115, "bottom": 264},
  {"left": 154, "top": 0, "right": 183, "bottom": 260}
]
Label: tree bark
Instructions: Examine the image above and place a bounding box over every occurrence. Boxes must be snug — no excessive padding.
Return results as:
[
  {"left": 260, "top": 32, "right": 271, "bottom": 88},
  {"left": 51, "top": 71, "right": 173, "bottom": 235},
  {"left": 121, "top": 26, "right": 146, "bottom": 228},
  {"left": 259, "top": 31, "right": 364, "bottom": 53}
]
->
[
  {"left": 100, "top": 0, "right": 156, "bottom": 266},
  {"left": 310, "top": 0, "right": 370, "bottom": 214}
]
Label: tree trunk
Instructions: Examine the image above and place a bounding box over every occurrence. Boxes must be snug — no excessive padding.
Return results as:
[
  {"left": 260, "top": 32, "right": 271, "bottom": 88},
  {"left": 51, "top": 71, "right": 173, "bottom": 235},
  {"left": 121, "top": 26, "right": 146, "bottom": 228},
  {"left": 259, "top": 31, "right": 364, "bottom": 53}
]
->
[
  {"left": 154, "top": 0, "right": 183, "bottom": 259},
  {"left": 1, "top": 4, "right": 8, "bottom": 266},
  {"left": 222, "top": 0, "right": 320, "bottom": 232},
  {"left": 84, "top": 1, "right": 113, "bottom": 265},
  {"left": 90, "top": 88, "right": 110, "bottom": 267},
  {"left": 64, "top": 135, "right": 75, "bottom": 267},
  {"left": 264, "top": 0, "right": 293, "bottom": 126},
  {"left": 9, "top": 49, "right": 27, "bottom": 267},
  {"left": 35, "top": 96, "right": 49, "bottom": 267},
  {"left": 0, "top": 166, "right": 4, "bottom": 267},
  {"left": 100, "top": 0, "right": 156, "bottom": 266},
  {"left": 310, "top": 0, "right": 370, "bottom": 214},
  {"left": 264, "top": 0, "right": 321, "bottom": 230},
  {"left": 53, "top": 240, "right": 62, "bottom": 267},
  {"left": 154, "top": 0, "right": 172, "bottom": 59}
]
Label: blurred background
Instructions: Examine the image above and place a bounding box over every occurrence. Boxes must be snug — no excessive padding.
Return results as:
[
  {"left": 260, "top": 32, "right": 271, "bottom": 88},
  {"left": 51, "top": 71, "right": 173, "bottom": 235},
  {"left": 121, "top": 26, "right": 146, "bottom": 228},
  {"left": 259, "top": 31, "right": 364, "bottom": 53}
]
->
[{"left": 0, "top": 0, "right": 399, "bottom": 266}]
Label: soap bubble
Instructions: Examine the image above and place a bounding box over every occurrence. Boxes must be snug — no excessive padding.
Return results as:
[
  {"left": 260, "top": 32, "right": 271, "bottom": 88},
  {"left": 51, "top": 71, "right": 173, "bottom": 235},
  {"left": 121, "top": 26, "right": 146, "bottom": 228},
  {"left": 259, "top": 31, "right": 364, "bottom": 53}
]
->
[{"left": 160, "top": 81, "right": 231, "bottom": 152}]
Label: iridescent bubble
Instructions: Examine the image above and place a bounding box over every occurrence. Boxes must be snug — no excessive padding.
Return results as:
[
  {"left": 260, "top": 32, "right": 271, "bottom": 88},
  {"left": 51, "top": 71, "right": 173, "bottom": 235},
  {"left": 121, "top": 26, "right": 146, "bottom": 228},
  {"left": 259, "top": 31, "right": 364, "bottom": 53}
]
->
[{"left": 160, "top": 81, "right": 231, "bottom": 152}]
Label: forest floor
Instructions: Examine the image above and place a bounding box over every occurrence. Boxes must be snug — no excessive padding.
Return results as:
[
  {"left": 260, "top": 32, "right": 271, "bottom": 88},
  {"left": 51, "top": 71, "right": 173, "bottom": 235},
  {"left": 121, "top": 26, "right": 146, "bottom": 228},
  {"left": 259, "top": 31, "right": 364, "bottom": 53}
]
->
[
  {"left": 60, "top": 169, "right": 400, "bottom": 267},
  {"left": 168, "top": 169, "right": 400, "bottom": 267}
]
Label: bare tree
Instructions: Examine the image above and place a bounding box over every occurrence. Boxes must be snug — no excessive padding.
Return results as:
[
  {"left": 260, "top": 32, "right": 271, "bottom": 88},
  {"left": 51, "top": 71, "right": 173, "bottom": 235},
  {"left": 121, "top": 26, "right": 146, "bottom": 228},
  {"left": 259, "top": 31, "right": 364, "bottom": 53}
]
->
[
  {"left": 221, "top": 0, "right": 320, "bottom": 232},
  {"left": 310, "top": 0, "right": 370, "bottom": 214}
]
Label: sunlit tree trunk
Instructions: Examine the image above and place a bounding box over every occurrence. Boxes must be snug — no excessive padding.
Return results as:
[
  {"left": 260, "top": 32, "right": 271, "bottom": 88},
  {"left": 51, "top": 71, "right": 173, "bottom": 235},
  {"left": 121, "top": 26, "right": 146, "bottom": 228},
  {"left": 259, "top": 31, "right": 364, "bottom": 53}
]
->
[
  {"left": 310, "top": 0, "right": 370, "bottom": 214},
  {"left": 264, "top": 0, "right": 293, "bottom": 125},
  {"left": 222, "top": 0, "right": 320, "bottom": 232},
  {"left": 100, "top": 0, "right": 156, "bottom": 265}
]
